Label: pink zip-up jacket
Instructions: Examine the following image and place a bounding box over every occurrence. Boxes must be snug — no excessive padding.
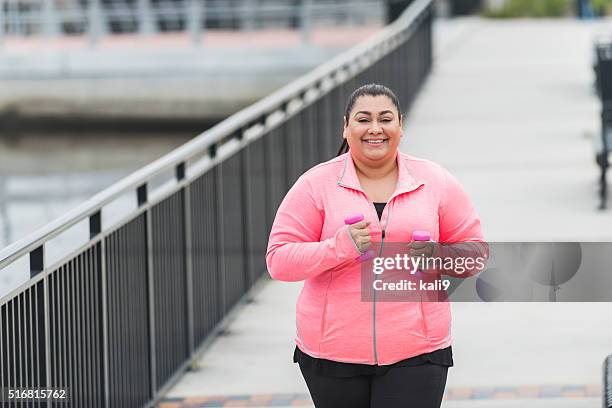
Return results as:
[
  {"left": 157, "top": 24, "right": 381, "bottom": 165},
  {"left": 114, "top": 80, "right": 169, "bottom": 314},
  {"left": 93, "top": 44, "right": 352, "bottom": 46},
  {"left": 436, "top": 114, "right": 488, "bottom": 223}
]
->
[{"left": 266, "top": 151, "right": 485, "bottom": 365}]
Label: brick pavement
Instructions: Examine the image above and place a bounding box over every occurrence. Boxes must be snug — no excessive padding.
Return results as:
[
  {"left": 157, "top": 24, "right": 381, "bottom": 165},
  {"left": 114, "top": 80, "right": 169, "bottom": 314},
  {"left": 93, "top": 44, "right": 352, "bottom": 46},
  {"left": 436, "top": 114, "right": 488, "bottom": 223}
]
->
[{"left": 158, "top": 384, "right": 602, "bottom": 407}]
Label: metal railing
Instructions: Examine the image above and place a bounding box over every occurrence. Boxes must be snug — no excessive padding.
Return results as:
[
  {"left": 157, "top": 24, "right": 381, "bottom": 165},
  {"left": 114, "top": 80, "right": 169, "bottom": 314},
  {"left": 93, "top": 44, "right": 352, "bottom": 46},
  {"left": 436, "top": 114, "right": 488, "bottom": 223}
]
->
[
  {"left": 0, "top": 0, "right": 385, "bottom": 46},
  {"left": 595, "top": 38, "right": 612, "bottom": 209},
  {"left": 0, "top": 0, "right": 433, "bottom": 406},
  {"left": 605, "top": 354, "right": 612, "bottom": 408}
]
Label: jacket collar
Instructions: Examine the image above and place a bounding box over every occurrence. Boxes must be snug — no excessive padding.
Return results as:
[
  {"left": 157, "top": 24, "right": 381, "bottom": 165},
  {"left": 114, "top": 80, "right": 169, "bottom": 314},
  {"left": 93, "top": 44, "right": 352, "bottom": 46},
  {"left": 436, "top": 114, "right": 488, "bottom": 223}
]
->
[{"left": 336, "top": 152, "right": 424, "bottom": 199}]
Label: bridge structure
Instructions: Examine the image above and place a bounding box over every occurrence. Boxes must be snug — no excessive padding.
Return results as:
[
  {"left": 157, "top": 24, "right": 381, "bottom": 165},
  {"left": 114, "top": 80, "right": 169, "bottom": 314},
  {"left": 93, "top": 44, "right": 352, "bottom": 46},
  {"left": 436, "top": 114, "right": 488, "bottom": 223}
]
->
[
  {"left": 162, "top": 12, "right": 612, "bottom": 408},
  {"left": 0, "top": 0, "right": 388, "bottom": 122},
  {"left": 0, "top": 0, "right": 388, "bottom": 45},
  {"left": 0, "top": 0, "right": 434, "bottom": 406}
]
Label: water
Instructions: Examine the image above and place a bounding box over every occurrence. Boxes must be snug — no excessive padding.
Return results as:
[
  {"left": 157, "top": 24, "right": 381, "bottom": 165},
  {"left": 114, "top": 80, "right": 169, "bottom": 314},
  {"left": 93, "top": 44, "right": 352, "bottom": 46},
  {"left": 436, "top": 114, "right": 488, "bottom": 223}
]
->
[{"left": 0, "top": 130, "right": 196, "bottom": 296}]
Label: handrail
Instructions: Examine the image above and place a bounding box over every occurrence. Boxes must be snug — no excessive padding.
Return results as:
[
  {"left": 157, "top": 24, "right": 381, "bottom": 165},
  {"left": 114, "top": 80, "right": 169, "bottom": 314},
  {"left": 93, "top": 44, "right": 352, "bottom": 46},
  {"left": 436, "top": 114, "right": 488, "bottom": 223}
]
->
[{"left": 0, "top": 0, "right": 431, "bottom": 273}]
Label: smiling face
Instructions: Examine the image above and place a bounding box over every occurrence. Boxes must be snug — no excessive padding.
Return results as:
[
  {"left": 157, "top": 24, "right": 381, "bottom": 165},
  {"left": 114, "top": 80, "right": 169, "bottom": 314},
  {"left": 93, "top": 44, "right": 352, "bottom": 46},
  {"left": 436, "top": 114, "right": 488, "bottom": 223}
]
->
[{"left": 343, "top": 94, "right": 403, "bottom": 167}]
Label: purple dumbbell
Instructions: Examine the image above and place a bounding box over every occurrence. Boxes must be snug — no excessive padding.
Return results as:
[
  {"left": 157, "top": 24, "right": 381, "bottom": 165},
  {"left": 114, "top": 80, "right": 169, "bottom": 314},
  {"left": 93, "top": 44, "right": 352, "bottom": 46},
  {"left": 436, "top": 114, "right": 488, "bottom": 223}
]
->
[
  {"left": 344, "top": 213, "right": 364, "bottom": 225},
  {"left": 412, "top": 230, "right": 431, "bottom": 241},
  {"left": 344, "top": 213, "right": 374, "bottom": 261}
]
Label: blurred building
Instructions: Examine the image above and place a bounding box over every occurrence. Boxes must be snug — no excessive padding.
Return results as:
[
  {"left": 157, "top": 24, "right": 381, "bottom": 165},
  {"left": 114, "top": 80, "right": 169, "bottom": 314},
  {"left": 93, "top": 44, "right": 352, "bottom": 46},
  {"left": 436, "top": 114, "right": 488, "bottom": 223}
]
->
[{"left": 0, "top": 0, "right": 391, "bottom": 36}]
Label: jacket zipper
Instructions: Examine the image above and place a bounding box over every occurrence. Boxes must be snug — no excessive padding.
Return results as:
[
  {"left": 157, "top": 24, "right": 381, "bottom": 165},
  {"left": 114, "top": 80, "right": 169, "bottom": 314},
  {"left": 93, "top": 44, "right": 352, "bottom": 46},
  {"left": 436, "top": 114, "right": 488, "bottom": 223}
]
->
[
  {"left": 372, "top": 201, "right": 393, "bottom": 365},
  {"left": 337, "top": 177, "right": 405, "bottom": 365},
  {"left": 419, "top": 301, "right": 430, "bottom": 341},
  {"left": 337, "top": 159, "right": 425, "bottom": 365}
]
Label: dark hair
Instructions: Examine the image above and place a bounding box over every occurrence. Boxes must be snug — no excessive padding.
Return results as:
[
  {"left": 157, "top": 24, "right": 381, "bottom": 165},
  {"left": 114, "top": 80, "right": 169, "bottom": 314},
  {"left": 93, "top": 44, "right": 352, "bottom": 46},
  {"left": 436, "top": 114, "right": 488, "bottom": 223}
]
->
[{"left": 336, "top": 84, "right": 402, "bottom": 156}]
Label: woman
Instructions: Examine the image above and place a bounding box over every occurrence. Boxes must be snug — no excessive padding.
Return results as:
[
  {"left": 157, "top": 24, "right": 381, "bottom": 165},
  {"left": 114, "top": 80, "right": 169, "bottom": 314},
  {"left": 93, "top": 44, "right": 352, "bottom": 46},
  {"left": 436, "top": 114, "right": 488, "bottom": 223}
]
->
[{"left": 266, "top": 84, "right": 485, "bottom": 408}]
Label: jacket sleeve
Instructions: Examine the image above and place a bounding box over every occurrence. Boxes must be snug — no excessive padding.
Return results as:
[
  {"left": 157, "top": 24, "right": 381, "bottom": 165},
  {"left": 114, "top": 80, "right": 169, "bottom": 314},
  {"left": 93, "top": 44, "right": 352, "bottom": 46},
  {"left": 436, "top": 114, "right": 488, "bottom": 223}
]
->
[
  {"left": 266, "top": 175, "right": 361, "bottom": 282},
  {"left": 434, "top": 169, "right": 489, "bottom": 277}
]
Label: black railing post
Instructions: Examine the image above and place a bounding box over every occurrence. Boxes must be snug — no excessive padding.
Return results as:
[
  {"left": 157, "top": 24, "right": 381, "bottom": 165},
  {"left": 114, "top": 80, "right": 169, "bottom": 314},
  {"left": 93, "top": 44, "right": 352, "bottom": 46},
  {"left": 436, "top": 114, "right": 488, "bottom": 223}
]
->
[
  {"left": 29, "top": 247, "right": 44, "bottom": 278},
  {"left": 240, "top": 135, "right": 254, "bottom": 289},
  {"left": 142, "top": 183, "right": 157, "bottom": 399},
  {"left": 89, "top": 211, "right": 102, "bottom": 239},
  {"left": 179, "top": 160, "right": 195, "bottom": 357}
]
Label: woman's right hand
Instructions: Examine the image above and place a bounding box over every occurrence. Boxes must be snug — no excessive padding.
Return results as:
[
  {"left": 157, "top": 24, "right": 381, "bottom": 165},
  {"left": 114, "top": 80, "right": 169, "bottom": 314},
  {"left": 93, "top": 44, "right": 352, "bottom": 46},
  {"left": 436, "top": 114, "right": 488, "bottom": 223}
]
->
[{"left": 349, "top": 221, "right": 372, "bottom": 253}]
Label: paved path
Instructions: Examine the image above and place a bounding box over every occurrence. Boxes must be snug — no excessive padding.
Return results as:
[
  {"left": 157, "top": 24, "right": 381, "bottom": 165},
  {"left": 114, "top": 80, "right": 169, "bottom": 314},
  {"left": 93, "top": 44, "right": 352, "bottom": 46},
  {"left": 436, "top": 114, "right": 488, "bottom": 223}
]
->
[
  {"left": 406, "top": 16, "right": 612, "bottom": 241},
  {"left": 160, "top": 16, "right": 612, "bottom": 408}
]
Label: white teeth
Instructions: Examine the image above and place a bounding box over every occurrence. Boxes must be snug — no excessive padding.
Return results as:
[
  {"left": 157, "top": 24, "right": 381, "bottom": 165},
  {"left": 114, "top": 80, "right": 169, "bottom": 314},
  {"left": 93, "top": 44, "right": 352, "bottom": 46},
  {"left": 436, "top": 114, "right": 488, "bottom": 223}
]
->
[{"left": 365, "top": 140, "right": 385, "bottom": 144}]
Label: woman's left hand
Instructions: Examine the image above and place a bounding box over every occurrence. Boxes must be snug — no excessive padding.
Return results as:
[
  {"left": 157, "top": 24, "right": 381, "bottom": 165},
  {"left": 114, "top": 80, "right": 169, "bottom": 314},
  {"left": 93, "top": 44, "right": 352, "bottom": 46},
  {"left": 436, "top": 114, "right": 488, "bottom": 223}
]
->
[{"left": 407, "top": 240, "right": 435, "bottom": 259}]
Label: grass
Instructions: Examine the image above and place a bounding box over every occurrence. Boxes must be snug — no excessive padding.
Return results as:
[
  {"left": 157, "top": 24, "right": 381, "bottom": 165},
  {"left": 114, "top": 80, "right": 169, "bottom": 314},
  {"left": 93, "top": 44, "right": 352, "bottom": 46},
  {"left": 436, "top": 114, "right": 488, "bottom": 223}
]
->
[{"left": 483, "top": 0, "right": 570, "bottom": 18}]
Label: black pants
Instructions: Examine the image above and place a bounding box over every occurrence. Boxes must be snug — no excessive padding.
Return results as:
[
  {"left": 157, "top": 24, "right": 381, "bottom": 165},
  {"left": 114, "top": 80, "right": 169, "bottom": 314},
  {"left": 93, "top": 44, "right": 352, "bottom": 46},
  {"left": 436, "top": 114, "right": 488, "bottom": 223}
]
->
[{"left": 299, "top": 363, "right": 448, "bottom": 408}]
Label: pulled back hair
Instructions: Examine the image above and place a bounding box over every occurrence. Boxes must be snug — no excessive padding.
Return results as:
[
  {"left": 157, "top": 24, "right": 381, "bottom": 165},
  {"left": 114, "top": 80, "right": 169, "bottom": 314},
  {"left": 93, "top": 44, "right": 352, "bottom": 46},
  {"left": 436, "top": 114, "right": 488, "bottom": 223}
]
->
[{"left": 336, "top": 84, "right": 402, "bottom": 156}]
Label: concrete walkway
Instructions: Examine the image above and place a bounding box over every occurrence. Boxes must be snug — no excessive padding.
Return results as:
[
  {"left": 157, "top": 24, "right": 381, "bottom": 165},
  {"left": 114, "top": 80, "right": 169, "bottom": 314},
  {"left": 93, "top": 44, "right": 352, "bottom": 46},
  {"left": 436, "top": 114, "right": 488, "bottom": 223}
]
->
[{"left": 160, "top": 17, "right": 612, "bottom": 408}]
